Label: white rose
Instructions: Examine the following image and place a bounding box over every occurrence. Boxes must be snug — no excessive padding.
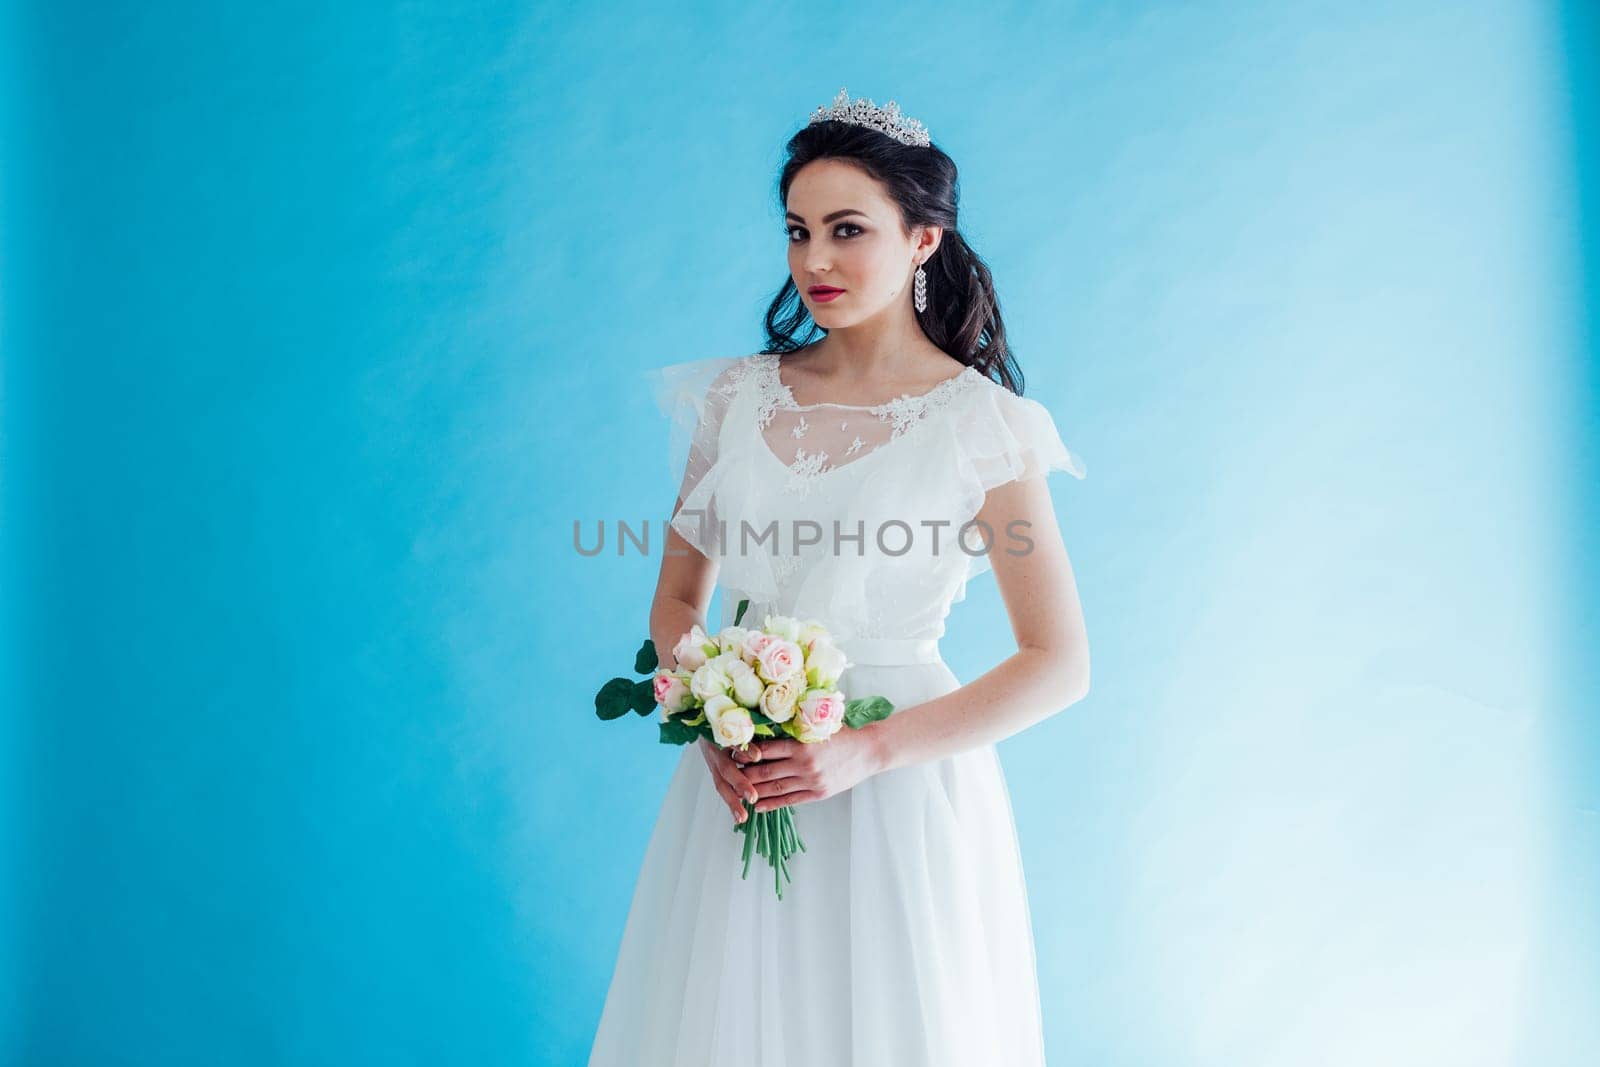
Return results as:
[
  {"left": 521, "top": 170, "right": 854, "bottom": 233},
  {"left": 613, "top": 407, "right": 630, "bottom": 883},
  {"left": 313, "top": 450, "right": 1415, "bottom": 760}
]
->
[
  {"left": 716, "top": 625, "right": 751, "bottom": 658},
  {"left": 690, "top": 660, "right": 732, "bottom": 702},
  {"left": 797, "top": 618, "right": 829, "bottom": 650},
  {"left": 762, "top": 614, "right": 802, "bottom": 642},
  {"left": 702, "top": 691, "right": 737, "bottom": 723},
  {"left": 805, "top": 639, "right": 849, "bottom": 688},
  {"left": 726, "top": 659, "right": 765, "bottom": 708},
  {"left": 673, "top": 624, "right": 715, "bottom": 671},
  {"left": 710, "top": 702, "right": 755, "bottom": 748},
  {"left": 759, "top": 673, "right": 803, "bottom": 724}
]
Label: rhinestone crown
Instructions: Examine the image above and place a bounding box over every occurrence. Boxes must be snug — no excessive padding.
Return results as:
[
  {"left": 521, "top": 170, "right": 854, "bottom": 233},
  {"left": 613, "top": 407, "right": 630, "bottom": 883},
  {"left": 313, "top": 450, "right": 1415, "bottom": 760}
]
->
[{"left": 807, "top": 87, "right": 931, "bottom": 148}]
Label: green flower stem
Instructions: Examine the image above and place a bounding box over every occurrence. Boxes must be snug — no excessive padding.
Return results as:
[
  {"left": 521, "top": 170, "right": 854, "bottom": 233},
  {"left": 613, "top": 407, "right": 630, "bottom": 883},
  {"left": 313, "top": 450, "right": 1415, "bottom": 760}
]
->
[
  {"left": 730, "top": 800, "right": 807, "bottom": 900},
  {"left": 740, "top": 803, "right": 757, "bottom": 877}
]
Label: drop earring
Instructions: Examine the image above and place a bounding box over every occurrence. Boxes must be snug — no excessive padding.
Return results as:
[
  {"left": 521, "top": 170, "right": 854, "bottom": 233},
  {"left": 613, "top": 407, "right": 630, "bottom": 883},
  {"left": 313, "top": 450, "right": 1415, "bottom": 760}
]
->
[{"left": 913, "top": 263, "right": 928, "bottom": 313}]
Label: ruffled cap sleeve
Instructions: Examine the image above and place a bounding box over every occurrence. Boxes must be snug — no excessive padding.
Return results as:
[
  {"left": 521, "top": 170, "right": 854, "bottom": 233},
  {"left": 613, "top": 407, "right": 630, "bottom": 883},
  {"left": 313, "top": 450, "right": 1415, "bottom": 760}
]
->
[
  {"left": 950, "top": 381, "right": 1087, "bottom": 598},
  {"left": 643, "top": 353, "right": 747, "bottom": 563}
]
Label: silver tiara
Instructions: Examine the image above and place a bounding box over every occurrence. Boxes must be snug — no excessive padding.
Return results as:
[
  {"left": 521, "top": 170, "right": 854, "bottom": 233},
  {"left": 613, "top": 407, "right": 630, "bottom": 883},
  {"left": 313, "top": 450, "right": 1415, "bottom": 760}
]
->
[{"left": 808, "top": 87, "right": 931, "bottom": 147}]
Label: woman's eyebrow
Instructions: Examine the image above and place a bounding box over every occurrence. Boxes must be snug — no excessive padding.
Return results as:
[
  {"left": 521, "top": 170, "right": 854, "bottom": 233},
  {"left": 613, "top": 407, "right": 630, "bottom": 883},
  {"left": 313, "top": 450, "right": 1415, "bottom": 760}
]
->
[{"left": 785, "top": 209, "right": 869, "bottom": 224}]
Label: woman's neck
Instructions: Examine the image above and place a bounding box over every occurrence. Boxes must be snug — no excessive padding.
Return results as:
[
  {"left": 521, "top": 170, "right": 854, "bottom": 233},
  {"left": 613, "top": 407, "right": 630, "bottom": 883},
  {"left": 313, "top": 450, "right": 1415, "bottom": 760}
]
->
[{"left": 794, "top": 332, "right": 958, "bottom": 386}]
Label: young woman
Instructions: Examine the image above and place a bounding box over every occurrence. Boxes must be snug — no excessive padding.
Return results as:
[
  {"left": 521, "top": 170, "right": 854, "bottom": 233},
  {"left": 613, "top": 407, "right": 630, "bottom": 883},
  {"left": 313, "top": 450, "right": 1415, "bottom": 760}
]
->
[{"left": 590, "top": 88, "right": 1092, "bottom": 1066}]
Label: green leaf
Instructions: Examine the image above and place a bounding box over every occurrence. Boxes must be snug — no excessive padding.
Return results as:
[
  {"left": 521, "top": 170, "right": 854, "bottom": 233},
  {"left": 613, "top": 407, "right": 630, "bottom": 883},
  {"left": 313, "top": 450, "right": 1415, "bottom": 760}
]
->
[
  {"left": 630, "top": 678, "right": 657, "bottom": 716},
  {"left": 595, "top": 677, "right": 638, "bottom": 721},
  {"left": 753, "top": 724, "right": 775, "bottom": 737},
  {"left": 634, "top": 639, "right": 658, "bottom": 675},
  {"left": 658, "top": 719, "right": 700, "bottom": 745},
  {"left": 733, "top": 598, "right": 750, "bottom": 627},
  {"left": 843, "top": 695, "right": 895, "bottom": 729}
]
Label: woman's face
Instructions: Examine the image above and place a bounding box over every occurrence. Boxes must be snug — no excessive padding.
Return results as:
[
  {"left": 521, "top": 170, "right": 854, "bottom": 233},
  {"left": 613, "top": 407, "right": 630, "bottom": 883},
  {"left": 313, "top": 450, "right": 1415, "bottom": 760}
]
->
[{"left": 785, "top": 159, "right": 931, "bottom": 327}]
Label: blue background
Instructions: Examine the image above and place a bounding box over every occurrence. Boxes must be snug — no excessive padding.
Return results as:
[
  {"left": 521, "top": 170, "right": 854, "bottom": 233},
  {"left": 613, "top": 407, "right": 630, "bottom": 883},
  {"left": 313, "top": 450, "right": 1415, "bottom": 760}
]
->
[{"left": 4, "top": 1, "right": 1596, "bottom": 1063}]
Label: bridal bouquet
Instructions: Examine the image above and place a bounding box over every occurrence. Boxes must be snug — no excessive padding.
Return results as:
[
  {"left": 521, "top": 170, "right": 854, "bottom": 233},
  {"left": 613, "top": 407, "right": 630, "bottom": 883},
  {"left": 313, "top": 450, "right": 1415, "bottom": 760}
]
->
[{"left": 594, "top": 598, "right": 894, "bottom": 900}]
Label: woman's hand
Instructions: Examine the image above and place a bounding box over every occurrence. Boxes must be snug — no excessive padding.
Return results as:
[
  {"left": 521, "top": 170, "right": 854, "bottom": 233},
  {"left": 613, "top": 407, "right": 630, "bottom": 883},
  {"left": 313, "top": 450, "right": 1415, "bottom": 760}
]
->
[
  {"left": 698, "top": 737, "right": 758, "bottom": 825},
  {"left": 729, "top": 727, "right": 885, "bottom": 813}
]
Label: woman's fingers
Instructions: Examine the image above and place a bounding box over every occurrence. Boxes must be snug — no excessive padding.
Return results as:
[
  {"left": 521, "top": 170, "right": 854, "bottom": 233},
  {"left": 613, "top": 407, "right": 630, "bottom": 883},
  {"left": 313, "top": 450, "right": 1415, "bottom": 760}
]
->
[
  {"left": 754, "top": 775, "right": 812, "bottom": 801},
  {"left": 733, "top": 738, "right": 802, "bottom": 764},
  {"left": 714, "top": 777, "right": 746, "bottom": 822},
  {"left": 707, "top": 760, "right": 746, "bottom": 821},
  {"left": 706, "top": 742, "right": 756, "bottom": 802},
  {"left": 739, "top": 741, "right": 813, "bottom": 791},
  {"left": 698, "top": 739, "right": 752, "bottom": 820},
  {"left": 755, "top": 789, "right": 820, "bottom": 813},
  {"left": 719, "top": 756, "right": 758, "bottom": 804}
]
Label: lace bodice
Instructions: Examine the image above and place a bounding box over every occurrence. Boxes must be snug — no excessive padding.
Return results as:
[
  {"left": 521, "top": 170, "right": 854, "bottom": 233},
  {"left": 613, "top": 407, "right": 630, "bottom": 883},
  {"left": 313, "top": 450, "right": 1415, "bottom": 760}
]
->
[
  {"left": 648, "top": 351, "right": 1086, "bottom": 641},
  {"left": 739, "top": 353, "right": 981, "bottom": 497}
]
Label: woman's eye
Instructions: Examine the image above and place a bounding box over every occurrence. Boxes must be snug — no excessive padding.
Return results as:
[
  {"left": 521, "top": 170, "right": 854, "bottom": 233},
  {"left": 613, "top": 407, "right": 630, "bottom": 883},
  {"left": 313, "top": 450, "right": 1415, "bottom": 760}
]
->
[{"left": 786, "top": 223, "right": 863, "bottom": 242}]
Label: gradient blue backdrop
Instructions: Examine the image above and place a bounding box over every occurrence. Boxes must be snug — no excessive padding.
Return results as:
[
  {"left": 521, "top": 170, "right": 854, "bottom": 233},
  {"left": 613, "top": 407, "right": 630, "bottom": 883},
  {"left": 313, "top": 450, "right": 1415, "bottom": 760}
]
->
[{"left": 4, "top": 1, "right": 1596, "bottom": 1064}]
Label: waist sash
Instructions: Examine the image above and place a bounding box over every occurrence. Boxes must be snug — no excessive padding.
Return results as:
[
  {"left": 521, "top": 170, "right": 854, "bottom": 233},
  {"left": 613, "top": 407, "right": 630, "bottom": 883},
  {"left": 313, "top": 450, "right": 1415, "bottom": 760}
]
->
[{"left": 835, "top": 636, "right": 944, "bottom": 667}]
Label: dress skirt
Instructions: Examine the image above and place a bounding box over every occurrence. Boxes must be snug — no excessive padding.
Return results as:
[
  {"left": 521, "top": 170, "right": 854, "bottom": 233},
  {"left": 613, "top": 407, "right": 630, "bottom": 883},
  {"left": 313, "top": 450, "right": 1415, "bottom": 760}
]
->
[{"left": 588, "top": 657, "right": 1049, "bottom": 1067}]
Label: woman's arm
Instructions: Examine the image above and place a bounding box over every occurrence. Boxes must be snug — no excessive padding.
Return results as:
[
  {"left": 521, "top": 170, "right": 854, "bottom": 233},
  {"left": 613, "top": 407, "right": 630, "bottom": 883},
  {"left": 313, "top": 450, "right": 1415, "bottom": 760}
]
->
[
  {"left": 654, "top": 501, "right": 761, "bottom": 820},
  {"left": 861, "top": 473, "right": 1091, "bottom": 775},
  {"left": 650, "top": 498, "right": 719, "bottom": 668}
]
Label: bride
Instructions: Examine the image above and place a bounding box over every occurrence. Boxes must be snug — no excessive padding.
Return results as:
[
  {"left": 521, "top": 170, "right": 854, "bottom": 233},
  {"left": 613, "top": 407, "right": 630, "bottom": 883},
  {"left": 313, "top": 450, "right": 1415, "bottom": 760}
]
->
[{"left": 590, "top": 88, "right": 1092, "bottom": 1066}]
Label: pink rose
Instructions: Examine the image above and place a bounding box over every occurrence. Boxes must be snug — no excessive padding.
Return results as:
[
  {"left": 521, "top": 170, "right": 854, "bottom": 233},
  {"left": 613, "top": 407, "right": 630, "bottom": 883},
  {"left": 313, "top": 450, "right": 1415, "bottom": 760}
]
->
[
  {"left": 796, "top": 689, "right": 845, "bottom": 740},
  {"left": 653, "top": 669, "right": 693, "bottom": 719},
  {"left": 743, "top": 631, "right": 776, "bottom": 663},
  {"left": 672, "top": 625, "right": 714, "bottom": 671},
  {"left": 755, "top": 638, "right": 803, "bottom": 685}
]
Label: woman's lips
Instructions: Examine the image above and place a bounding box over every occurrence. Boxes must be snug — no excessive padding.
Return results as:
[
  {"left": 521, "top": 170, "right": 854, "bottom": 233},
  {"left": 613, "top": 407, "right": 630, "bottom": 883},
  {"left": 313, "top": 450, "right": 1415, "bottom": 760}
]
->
[{"left": 809, "top": 288, "right": 845, "bottom": 302}]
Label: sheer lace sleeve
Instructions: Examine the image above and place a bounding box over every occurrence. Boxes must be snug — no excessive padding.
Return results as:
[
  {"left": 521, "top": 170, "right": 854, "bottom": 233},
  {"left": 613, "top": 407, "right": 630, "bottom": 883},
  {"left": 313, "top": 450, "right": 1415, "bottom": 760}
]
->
[
  {"left": 645, "top": 354, "right": 746, "bottom": 561},
  {"left": 949, "top": 382, "right": 1087, "bottom": 597}
]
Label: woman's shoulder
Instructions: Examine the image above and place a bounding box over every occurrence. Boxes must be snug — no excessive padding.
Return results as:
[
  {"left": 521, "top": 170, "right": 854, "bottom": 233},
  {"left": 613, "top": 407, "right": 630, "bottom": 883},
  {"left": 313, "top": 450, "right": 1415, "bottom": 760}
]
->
[
  {"left": 957, "top": 365, "right": 1057, "bottom": 417},
  {"left": 947, "top": 362, "right": 1022, "bottom": 415},
  {"left": 949, "top": 370, "right": 1087, "bottom": 484},
  {"left": 648, "top": 351, "right": 768, "bottom": 401}
]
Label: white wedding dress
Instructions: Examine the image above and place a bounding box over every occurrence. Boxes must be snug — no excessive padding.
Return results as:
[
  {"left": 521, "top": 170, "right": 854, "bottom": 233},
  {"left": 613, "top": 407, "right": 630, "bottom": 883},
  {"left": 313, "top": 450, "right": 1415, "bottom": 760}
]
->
[{"left": 589, "top": 350, "right": 1086, "bottom": 1066}]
